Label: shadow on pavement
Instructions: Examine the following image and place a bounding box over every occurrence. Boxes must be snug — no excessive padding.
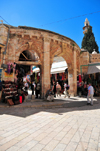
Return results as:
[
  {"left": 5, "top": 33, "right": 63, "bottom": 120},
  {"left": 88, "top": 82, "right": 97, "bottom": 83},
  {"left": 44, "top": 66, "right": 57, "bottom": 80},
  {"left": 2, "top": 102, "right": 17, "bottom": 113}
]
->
[{"left": 0, "top": 97, "right": 100, "bottom": 118}]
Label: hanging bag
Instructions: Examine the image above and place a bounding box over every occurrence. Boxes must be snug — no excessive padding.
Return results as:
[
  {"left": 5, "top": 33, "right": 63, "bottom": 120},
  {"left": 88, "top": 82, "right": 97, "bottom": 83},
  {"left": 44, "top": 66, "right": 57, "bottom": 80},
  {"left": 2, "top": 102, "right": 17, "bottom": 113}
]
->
[{"left": 19, "top": 95, "right": 22, "bottom": 103}]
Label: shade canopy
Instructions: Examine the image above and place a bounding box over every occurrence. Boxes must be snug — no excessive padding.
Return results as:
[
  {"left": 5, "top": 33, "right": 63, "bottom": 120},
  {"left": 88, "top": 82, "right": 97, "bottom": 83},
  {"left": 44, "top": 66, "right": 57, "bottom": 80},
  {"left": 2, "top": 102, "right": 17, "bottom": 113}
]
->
[
  {"left": 51, "top": 67, "right": 67, "bottom": 74},
  {"left": 33, "top": 67, "right": 40, "bottom": 73},
  {"left": 32, "top": 60, "right": 68, "bottom": 74},
  {"left": 87, "top": 63, "right": 100, "bottom": 74},
  {"left": 51, "top": 61, "right": 67, "bottom": 74}
]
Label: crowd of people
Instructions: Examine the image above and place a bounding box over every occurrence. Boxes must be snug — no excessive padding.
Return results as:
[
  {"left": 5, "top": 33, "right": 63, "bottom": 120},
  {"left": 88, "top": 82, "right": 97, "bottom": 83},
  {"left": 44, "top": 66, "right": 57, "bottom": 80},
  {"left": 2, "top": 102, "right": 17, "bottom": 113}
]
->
[
  {"left": 13, "top": 64, "right": 41, "bottom": 99},
  {"left": 1, "top": 62, "right": 98, "bottom": 106},
  {"left": 16, "top": 78, "right": 41, "bottom": 99},
  {"left": 45, "top": 81, "right": 70, "bottom": 101}
]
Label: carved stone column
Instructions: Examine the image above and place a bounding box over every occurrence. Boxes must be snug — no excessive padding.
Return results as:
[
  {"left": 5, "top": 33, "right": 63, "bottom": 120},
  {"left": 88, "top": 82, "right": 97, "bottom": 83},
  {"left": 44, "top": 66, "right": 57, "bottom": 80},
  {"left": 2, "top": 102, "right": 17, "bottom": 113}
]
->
[
  {"left": 73, "top": 49, "right": 77, "bottom": 96},
  {"left": 42, "top": 37, "right": 50, "bottom": 98},
  {"left": 68, "top": 65, "right": 74, "bottom": 96},
  {"left": 68, "top": 50, "right": 77, "bottom": 96}
]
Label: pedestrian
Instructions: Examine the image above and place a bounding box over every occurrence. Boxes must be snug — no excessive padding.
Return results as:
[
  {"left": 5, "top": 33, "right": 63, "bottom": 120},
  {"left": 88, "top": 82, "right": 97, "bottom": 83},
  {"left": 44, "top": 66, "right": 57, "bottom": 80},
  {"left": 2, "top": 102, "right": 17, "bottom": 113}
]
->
[
  {"left": 52, "top": 82, "right": 56, "bottom": 97},
  {"left": 31, "top": 81, "right": 36, "bottom": 95},
  {"left": 56, "top": 82, "right": 61, "bottom": 97},
  {"left": 24, "top": 81, "right": 29, "bottom": 91},
  {"left": 78, "top": 83, "right": 82, "bottom": 97},
  {"left": 46, "top": 88, "right": 54, "bottom": 102},
  {"left": 87, "top": 83, "right": 94, "bottom": 106},
  {"left": 36, "top": 81, "right": 41, "bottom": 98},
  {"left": 84, "top": 81, "right": 87, "bottom": 96},
  {"left": 64, "top": 82, "right": 70, "bottom": 98}
]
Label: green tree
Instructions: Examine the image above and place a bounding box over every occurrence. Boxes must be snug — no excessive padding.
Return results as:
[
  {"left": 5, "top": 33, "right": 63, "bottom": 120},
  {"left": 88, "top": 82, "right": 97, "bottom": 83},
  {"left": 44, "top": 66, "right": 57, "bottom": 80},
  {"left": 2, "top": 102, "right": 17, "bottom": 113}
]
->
[{"left": 81, "top": 27, "right": 99, "bottom": 53}]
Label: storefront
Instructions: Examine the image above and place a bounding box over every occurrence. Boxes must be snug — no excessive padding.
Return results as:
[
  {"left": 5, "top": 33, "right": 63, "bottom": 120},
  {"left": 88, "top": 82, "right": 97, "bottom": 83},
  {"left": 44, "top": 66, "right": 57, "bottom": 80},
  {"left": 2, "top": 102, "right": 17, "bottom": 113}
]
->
[
  {"left": 77, "top": 63, "right": 100, "bottom": 96},
  {"left": 50, "top": 60, "right": 68, "bottom": 92}
]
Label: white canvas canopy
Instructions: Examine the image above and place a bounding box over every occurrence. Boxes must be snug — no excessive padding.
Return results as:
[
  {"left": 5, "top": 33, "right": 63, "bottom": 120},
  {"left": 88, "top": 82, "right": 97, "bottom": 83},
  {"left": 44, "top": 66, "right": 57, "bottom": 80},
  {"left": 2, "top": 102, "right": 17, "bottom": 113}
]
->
[
  {"left": 51, "top": 61, "right": 67, "bottom": 74},
  {"left": 32, "top": 60, "right": 68, "bottom": 74},
  {"left": 51, "top": 67, "right": 67, "bottom": 74},
  {"left": 87, "top": 63, "right": 100, "bottom": 74}
]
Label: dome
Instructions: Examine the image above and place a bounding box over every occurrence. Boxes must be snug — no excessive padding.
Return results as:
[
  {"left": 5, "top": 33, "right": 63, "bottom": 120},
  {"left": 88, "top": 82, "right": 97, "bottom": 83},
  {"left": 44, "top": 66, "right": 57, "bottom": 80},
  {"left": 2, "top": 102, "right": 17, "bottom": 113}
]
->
[{"left": 92, "top": 50, "right": 97, "bottom": 54}]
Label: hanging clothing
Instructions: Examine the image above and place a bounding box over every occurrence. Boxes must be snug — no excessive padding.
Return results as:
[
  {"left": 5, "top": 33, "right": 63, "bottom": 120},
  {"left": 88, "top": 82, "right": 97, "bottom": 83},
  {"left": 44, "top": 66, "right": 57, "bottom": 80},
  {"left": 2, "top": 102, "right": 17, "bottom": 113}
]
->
[
  {"left": 79, "top": 75, "right": 82, "bottom": 83},
  {"left": 59, "top": 75, "right": 62, "bottom": 81},
  {"left": 57, "top": 73, "right": 59, "bottom": 80},
  {"left": 35, "top": 73, "right": 37, "bottom": 83},
  {"left": 37, "top": 72, "right": 39, "bottom": 80},
  {"left": 62, "top": 73, "right": 64, "bottom": 80},
  {"left": 55, "top": 74, "right": 57, "bottom": 80},
  {"left": 7, "top": 64, "right": 11, "bottom": 74},
  {"left": 10, "top": 64, "right": 13, "bottom": 74}
]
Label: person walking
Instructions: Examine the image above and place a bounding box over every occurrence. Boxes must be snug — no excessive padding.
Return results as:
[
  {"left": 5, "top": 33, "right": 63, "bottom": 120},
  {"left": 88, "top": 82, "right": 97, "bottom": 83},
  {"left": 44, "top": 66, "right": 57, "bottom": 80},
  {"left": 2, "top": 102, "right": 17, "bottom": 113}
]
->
[
  {"left": 56, "top": 82, "right": 61, "bottom": 97},
  {"left": 36, "top": 81, "right": 41, "bottom": 98},
  {"left": 31, "top": 81, "right": 36, "bottom": 95},
  {"left": 64, "top": 82, "right": 70, "bottom": 98},
  {"left": 87, "top": 83, "right": 94, "bottom": 105},
  {"left": 78, "top": 83, "right": 82, "bottom": 97},
  {"left": 52, "top": 82, "right": 56, "bottom": 97}
]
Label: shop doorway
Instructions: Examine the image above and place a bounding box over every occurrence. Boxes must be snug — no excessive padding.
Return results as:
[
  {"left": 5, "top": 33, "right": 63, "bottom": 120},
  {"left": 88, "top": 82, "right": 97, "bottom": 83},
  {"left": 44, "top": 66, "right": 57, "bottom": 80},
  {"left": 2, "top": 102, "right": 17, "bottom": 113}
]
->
[
  {"left": 15, "top": 50, "right": 41, "bottom": 99},
  {"left": 51, "top": 56, "right": 68, "bottom": 94}
]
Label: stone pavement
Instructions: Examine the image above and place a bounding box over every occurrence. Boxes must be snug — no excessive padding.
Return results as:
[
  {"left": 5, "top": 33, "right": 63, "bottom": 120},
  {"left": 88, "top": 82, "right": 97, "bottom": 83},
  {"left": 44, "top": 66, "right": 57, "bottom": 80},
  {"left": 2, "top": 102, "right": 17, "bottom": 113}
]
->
[
  {"left": 0, "top": 95, "right": 99, "bottom": 109},
  {"left": 0, "top": 96, "right": 100, "bottom": 151}
]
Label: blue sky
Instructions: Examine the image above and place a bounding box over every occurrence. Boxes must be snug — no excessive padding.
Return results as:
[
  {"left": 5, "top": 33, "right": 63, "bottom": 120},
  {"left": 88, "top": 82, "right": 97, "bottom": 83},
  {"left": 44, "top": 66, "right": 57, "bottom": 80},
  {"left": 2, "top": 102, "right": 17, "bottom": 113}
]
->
[{"left": 0, "top": 0, "right": 100, "bottom": 52}]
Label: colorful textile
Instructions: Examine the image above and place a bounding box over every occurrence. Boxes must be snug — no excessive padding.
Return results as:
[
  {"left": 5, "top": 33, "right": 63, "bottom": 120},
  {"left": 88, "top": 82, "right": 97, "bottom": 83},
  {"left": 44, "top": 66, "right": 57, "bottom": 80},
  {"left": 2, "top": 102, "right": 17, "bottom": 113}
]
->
[
  {"left": 62, "top": 73, "right": 64, "bottom": 80},
  {"left": 79, "top": 75, "right": 82, "bottom": 83}
]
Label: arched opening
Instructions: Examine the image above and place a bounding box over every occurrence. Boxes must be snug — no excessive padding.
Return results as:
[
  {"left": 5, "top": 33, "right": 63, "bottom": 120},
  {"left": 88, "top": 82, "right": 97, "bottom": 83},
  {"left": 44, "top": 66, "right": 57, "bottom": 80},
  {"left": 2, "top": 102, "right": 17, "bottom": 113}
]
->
[
  {"left": 18, "top": 50, "right": 40, "bottom": 76},
  {"left": 19, "top": 50, "right": 39, "bottom": 62},
  {"left": 14, "top": 50, "right": 41, "bottom": 99},
  {"left": 50, "top": 56, "right": 68, "bottom": 98}
]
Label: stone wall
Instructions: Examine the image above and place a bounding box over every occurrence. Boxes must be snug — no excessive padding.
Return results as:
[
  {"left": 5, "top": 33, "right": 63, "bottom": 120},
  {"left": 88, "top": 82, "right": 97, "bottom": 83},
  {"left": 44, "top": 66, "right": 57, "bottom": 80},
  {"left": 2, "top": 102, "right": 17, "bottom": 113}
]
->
[
  {"left": 90, "top": 54, "right": 100, "bottom": 63},
  {"left": 80, "top": 51, "right": 90, "bottom": 74},
  {"left": 0, "top": 24, "right": 81, "bottom": 97}
]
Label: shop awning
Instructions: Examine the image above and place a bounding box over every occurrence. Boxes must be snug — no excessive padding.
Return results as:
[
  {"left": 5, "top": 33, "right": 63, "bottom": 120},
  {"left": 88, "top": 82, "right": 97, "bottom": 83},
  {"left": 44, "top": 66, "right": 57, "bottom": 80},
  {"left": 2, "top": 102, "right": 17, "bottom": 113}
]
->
[
  {"left": 33, "top": 67, "right": 40, "bottom": 73},
  {"left": 32, "top": 61, "right": 68, "bottom": 74},
  {"left": 51, "top": 67, "right": 67, "bottom": 74},
  {"left": 87, "top": 63, "right": 100, "bottom": 74},
  {"left": 33, "top": 66, "right": 67, "bottom": 74},
  {"left": 51, "top": 61, "right": 67, "bottom": 74}
]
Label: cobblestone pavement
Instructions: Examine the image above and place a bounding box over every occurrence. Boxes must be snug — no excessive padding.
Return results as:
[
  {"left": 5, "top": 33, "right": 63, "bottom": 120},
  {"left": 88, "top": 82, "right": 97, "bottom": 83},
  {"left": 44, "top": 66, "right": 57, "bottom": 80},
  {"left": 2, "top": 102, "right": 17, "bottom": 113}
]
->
[{"left": 0, "top": 97, "right": 100, "bottom": 151}]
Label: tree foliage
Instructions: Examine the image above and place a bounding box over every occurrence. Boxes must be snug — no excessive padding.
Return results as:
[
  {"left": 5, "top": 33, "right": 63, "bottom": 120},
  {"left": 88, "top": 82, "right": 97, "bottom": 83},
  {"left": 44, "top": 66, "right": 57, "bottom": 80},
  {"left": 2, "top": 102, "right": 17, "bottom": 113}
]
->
[{"left": 81, "top": 27, "right": 99, "bottom": 53}]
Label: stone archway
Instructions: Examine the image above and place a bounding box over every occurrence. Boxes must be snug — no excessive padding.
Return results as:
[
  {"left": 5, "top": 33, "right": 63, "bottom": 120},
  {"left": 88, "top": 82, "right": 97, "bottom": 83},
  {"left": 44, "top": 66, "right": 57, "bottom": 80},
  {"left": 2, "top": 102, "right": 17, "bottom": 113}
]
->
[
  {"left": 1, "top": 25, "right": 81, "bottom": 98},
  {"left": 50, "top": 41, "right": 78, "bottom": 96},
  {"left": 19, "top": 50, "right": 39, "bottom": 62}
]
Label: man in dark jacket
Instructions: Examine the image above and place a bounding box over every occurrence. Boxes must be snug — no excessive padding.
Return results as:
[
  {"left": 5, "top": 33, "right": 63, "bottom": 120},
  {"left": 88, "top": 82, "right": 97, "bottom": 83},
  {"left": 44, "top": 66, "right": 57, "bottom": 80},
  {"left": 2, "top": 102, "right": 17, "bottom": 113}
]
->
[{"left": 36, "top": 82, "right": 41, "bottom": 98}]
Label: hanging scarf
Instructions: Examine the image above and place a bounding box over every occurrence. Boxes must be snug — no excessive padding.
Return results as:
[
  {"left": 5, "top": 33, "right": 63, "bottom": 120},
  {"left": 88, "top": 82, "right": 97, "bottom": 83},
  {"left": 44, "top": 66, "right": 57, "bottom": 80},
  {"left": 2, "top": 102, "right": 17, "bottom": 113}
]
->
[{"left": 35, "top": 73, "right": 37, "bottom": 83}]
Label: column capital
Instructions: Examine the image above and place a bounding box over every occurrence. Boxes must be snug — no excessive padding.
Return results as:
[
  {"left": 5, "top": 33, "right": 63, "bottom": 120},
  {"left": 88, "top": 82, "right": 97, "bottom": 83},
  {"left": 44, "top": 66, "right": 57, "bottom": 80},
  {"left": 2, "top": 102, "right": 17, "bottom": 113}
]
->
[{"left": 43, "top": 37, "right": 51, "bottom": 42}]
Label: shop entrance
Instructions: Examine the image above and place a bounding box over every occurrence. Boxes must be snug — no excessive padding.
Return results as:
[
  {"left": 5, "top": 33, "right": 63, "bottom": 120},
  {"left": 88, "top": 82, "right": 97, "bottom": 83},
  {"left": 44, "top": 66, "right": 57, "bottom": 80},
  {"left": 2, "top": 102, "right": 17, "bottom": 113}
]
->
[
  {"left": 15, "top": 50, "right": 41, "bottom": 99},
  {"left": 51, "top": 56, "right": 68, "bottom": 95}
]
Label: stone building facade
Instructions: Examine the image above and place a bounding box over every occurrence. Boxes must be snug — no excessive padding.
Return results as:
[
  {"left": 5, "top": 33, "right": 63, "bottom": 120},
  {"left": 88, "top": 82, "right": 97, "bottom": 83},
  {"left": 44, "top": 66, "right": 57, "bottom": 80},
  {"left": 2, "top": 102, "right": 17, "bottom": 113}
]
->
[
  {"left": 80, "top": 51, "right": 100, "bottom": 74},
  {"left": 0, "top": 24, "right": 81, "bottom": 97},
  {"left": 0, "top": 22, "right": 100, "bottom": 98}
]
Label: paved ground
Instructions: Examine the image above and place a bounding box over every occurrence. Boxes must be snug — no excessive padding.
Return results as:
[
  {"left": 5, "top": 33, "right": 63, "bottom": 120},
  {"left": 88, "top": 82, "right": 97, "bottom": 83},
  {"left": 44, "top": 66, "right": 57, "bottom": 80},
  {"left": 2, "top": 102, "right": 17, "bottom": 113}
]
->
[{"left": 0, "top": 96, "right": 100, "bottom": 151}]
